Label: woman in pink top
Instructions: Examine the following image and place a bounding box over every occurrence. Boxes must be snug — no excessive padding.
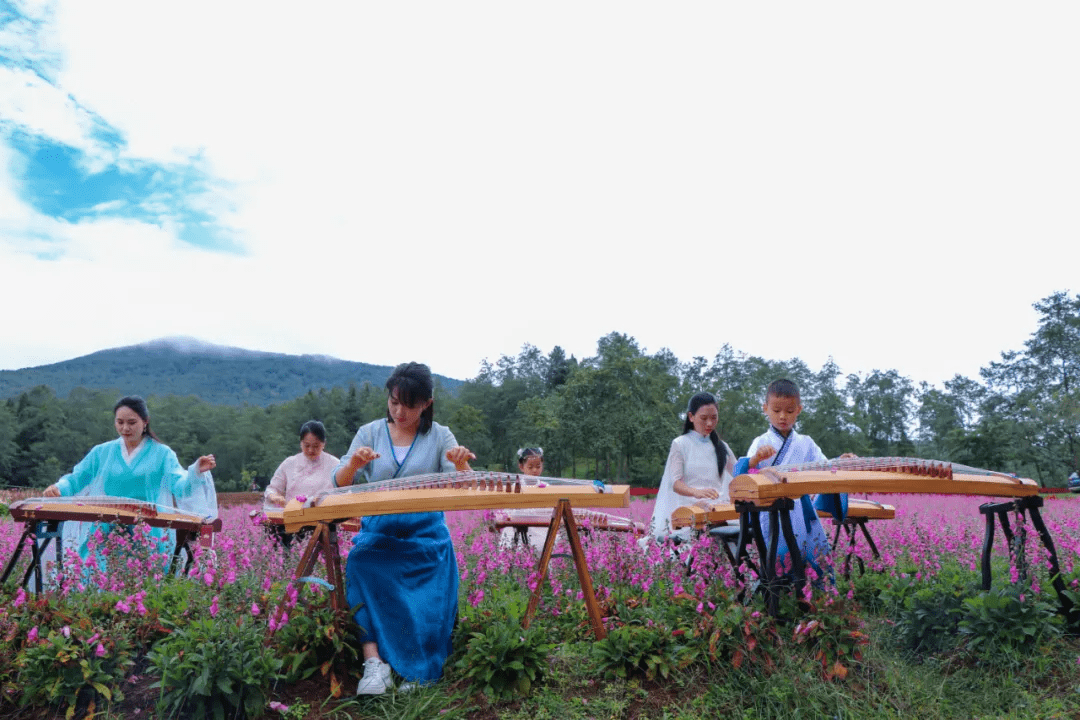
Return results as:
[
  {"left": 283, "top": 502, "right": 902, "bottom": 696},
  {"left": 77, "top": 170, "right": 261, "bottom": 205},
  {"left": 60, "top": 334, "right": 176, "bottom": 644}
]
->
[{"left": 264, "top": 420, "right": 339, "bottom": 545}]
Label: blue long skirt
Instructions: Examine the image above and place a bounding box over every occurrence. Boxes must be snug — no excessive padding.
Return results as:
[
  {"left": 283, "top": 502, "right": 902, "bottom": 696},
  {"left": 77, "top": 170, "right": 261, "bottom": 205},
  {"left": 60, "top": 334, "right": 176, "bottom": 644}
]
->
[{"left": 345, "top": 511, "right": 459, "bottom": 683}]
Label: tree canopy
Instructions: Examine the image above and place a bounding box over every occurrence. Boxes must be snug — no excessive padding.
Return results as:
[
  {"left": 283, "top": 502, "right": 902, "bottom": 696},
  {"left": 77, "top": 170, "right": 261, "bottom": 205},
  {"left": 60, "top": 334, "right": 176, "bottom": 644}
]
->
[{"left": 1, "top": 292, "right": 1077, "bottom": 491}]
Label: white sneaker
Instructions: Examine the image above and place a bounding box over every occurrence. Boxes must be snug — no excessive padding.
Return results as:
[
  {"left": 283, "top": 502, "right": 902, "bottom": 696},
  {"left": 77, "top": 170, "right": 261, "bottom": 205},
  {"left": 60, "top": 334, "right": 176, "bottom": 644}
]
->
[
  {"left": 397, "top": 681, "right": 418, "bottom": 693},
  {"left": 356, "top": 658, "right": 392, "bottom": 695}
]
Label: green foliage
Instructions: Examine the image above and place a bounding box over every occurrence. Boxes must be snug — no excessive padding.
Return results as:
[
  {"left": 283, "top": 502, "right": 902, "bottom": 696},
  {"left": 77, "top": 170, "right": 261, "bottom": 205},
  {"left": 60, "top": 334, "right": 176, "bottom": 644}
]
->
[
  {"left": 270, "top": 595, "right": 360, "bottom": 687},
  {"left": 789, "top": 599, "right": 870, "bottom": 681},
  {"left": 15, "top": 624, "right": 133, "bottom": 719},
  {"left": 957, "top": 585, "right": 1062, "bottom": 655},
  {"left": 591, "top": 623, "right": 685, "bottom": 682},
  {"left": 454, "top": 618, "right": 552, "bottom": 701},
  {"left": 148, "top": 617, "right": 283, "bottom": 719},
  {"left": 881, "top": 572, "right": 971, "bottom": 653}
]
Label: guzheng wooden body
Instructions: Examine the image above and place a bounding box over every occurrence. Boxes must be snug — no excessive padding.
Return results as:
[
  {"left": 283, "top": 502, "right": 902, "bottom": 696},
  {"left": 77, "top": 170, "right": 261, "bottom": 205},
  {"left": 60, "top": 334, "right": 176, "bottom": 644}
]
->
[
  {"left": 8, "top": 496, "right": 220, "bottom": 533},
  {"left": 492, "top": 507, "right": 645, "bottom": 534},
  {"left": 729, "top": 457, "right": 1038, "bottom": 504},
  {"left": 671, "top": 499, "right": 898, "bottom": 531},
  {"left": 258, "top": 507, "right": 361, "bottom": 533},
  {"left": 283, "top": 470, "right": 630, "bottom": 532}
]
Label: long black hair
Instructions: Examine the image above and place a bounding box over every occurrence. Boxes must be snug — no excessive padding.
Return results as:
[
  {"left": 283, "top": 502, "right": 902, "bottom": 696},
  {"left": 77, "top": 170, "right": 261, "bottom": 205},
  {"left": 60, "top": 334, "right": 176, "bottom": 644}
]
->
[
  {"left": 683, "top": 391, "right": 727, "bottom": 477},
  {"left": 114, "top": 396, "right": 160, "bottom": 442},
  {"left": 385, "top": 362, "right": 435, "bottom": 434}
]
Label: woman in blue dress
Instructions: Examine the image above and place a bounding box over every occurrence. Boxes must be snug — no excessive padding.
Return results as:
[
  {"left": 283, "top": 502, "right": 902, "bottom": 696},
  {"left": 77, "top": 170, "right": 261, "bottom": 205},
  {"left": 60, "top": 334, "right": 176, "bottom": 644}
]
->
[
  {"left": 42, "top": 395, "right": 217, "bottom": 572},
  {"left": 334, "top": 362, "right": 475, "bottom": 695}
]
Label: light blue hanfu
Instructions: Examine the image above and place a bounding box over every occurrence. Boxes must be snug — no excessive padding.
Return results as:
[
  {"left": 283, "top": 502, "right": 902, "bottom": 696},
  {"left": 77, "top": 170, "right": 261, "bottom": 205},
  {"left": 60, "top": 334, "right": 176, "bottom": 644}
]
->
[
  {"left": 55, "top": 437, "right": 217, "bottom": 570},
  {"left": 337, "top": 420, "right": 460, "bottom": 684},
  {"left": 744, "top": 427, "right": 837, "bottom": 577}
]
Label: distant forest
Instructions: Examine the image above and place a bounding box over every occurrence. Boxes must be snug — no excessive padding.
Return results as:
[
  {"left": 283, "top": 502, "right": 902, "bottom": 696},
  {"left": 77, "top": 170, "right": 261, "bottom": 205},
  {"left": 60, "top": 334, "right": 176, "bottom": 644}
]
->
[{"left": 0, "top": 292, "right": 1076, "bottom": 491}]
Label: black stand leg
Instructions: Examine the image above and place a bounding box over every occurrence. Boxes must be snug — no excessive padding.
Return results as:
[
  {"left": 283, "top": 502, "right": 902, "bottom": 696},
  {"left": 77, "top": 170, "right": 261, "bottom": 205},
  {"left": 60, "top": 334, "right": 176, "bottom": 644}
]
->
[
  {"left": 979, "top": 496, "right": 1076, "bottom": 625},
  {"left": 778, "top": 502, "right": 805, "bottom": 605}
]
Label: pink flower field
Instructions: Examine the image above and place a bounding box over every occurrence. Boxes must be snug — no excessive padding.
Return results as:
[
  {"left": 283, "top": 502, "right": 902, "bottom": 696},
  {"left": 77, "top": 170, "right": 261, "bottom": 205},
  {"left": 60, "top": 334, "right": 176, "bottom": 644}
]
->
[
  {"left": 2, "top": 492, "right": 1077, "bottom": 614},
  {"left": 2, "top": 491, "right": 1079, "bottom": 718}
]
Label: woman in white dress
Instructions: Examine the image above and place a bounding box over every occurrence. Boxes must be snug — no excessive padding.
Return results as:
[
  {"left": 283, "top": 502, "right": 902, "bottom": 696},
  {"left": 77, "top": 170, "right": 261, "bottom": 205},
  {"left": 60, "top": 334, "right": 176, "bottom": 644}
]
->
[{"left": 648, "top": 392, "right": 770, "bottom": 543}]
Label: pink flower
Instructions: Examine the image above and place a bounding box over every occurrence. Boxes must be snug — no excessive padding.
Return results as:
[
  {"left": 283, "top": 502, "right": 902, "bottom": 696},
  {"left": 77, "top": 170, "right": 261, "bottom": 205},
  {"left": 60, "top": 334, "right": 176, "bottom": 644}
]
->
[
  {"left": 27, "top": 626, "right": 38, "bottom": 642},
  {"left": 210, "top": 596, "right": 219, "bottom": 618},
  {"left": 251, "top": 603, "right": 261, "bottom": 616},
  {"left": 269, "top": 701, "right": 290, "bottom": 713},
  {"left": 61, "top": 626, "right": 71, "bottom": 638},
  {"left": 203, "top": 571, "right": 214, "bottom": 587},
  {"left": 95, "top": 643, "right": 106, "bottom": 658},
  {"left": 13, "top": 588, "right": 26, "bottom": 608}
]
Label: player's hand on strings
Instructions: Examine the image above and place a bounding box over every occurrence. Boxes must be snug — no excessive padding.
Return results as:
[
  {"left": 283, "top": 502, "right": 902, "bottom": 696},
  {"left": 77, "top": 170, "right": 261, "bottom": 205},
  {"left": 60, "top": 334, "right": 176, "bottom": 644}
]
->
[
  {"left": 750, "top": 445, "right": 776, "bottom": 468},
  {"left": 197, "top": 454, "right": 216, "bottom": 473},
  {"left": 446, "top": 446, "right": 476, "bottom": 471},
  {"left": 348, "top": 447, "right": 381, "bottom": 469},
  {"left": 837, "top": 453, "right": 858, "bottom": 459},
  {"left": 43, "top": 484, "right": 61, "bottom": 498},
  {"left": 693, "top": 487, "right": 719, "bottom": 500}
]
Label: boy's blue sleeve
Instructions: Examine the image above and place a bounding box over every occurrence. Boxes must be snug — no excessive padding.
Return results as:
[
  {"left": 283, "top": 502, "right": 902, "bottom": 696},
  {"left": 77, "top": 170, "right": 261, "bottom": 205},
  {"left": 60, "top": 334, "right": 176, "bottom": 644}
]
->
[
  {"left": 813, "top": 492, "right": 848, "bottom": 521},
  {"left": 733, "top": 457, "right": 750, "bottom": 476}
]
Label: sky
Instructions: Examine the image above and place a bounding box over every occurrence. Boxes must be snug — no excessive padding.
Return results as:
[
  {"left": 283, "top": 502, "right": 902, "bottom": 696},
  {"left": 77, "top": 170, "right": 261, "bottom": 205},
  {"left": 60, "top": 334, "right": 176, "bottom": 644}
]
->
[{"left": 1, "top": 1, "right": 1077, "bottom": 387}]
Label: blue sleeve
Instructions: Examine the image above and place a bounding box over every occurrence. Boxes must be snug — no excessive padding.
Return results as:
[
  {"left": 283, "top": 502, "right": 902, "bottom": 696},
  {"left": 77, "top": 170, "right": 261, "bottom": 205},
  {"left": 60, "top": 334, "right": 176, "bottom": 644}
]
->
[
  {"left": 733, "top": 457, "right": 750, "bottom": 476},
  {"left": 335, "top": 423, "right": 376, "bottom": 485},
  {"left": 57, "top": 444, "right": 104, "bottom": 496}
]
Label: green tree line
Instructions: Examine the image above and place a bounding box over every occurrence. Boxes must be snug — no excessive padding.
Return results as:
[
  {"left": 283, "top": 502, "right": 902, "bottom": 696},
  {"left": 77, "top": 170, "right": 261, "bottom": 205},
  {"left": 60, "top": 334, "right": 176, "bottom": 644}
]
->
[{"left": 1, "top": 292, "right": 1076, "bottom": 491}]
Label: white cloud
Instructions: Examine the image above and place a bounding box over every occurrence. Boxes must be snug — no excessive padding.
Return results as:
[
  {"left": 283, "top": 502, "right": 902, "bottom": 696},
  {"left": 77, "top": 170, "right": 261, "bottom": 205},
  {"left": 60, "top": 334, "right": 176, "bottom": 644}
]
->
[{"left": 0, "top": 1, "right": 1077, "bottom": 385}]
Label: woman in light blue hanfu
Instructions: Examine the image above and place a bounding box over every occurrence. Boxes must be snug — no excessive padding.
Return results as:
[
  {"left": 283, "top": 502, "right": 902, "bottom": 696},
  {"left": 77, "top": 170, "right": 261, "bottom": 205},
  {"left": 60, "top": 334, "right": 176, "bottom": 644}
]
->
[
  {"left": 335, "top": 362, "right": 475, "bottom": 695},
  {"left": 43, "top": 395, "right": 217, "bottom": 575}
]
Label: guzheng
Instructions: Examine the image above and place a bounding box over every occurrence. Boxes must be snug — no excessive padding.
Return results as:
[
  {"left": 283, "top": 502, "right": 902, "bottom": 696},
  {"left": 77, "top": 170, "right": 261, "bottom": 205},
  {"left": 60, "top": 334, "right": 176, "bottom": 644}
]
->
[
  {"left": 492, "top": 507, "right": 645, "bottom": 534},
  {"left": 672, "top": 499, "right": 897, "bottom": 530},
  {"left": 670, "top": 502, "right": 741, "bottom": 531},
  {"left": 2, "top": 495, "right": 222, "bottom": 590},
  {"left": 256, "top": 505, "right": 361, "bottom": 533},
  {"left": 7, "top": 496, "right": 219, "bottom": 532},
  {"left": 282, "top": 470, "right": 630, "bottom": 532},
  {"left": 722, "top": 457, "right": 1075, "bottom": 625},
  {"left": 729, "top": 456, "right": 1038, "bottom": 503}
]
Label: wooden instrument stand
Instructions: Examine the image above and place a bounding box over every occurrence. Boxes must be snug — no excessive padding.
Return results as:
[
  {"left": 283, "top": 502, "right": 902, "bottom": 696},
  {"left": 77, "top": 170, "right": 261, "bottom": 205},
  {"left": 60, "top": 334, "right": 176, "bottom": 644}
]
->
[{"left": 281, "top": 497, "right": 609, "bottom": 640}]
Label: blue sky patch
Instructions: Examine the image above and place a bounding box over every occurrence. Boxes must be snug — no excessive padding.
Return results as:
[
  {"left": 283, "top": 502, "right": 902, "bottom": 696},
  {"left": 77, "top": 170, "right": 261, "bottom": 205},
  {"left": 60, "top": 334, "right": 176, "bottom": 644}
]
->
[
  {"left": 6, "top": 131, "right": 242, "bottom": 254},
  {"left": 1, "top": 1, "right": 241, "bottom": 255}
]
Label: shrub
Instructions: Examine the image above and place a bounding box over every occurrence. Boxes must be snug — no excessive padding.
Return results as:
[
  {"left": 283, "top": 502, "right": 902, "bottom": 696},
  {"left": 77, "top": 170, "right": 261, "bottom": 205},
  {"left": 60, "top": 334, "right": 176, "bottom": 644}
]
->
[
  {"left": 148, "top": 617, "right": 283, "bottom": 719},
  {"left": 15, "top": 623, "right": 134, "bottom": 719},
  {"left": 882, "top": 573, "right": 970, "bottom": 654},
  {"left": 789, "top": 598, "right": 869, "bottom": 681},
  {"left": 270, "top": 592, "right": 359, "bottom": 694},
  {"left": 455, "top": 618, "right": 552, "bottom": 701},
  {"left": 958, "top": 584, "right": 1062, "bottom": 656},
  {"left": 592, "top": 623, "right": 687, "bottom": 681}
]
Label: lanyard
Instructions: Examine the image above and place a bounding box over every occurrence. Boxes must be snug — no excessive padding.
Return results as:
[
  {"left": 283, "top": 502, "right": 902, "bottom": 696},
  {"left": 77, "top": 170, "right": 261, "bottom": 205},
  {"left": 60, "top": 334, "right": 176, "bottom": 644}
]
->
[{"left": 385, "top": 420, "right": 419, "bottom": 479}]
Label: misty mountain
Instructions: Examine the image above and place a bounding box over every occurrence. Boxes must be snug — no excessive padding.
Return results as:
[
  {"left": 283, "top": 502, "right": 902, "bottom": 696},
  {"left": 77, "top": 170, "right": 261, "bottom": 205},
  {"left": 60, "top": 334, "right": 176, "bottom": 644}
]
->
[{"left": 0, "top": 337, "right": 463, "bottom": 406}]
